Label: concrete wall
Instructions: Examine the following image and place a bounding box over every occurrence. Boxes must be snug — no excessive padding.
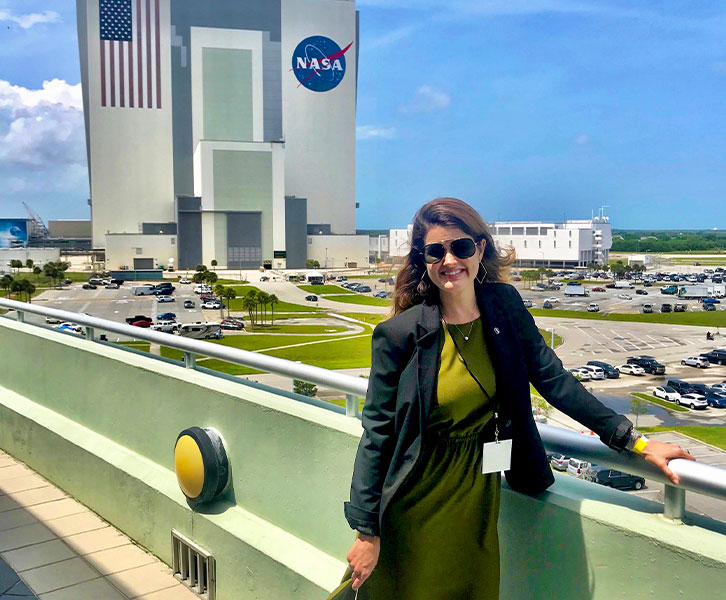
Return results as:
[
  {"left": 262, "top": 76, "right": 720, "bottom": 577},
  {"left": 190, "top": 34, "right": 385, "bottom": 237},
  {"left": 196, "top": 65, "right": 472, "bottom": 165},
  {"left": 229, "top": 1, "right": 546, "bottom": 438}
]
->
[
  {"left": 306, "top": 234, "right": 369, "bottom": 268},
  {"left": 48, "top": 220, "right": 92, "bottom": 239},
  {"left": 104, "top": 234, "right": 177, "bottom": 271},
  {"left": 2, "top": 316, "right": 726, "bottom": 599}
]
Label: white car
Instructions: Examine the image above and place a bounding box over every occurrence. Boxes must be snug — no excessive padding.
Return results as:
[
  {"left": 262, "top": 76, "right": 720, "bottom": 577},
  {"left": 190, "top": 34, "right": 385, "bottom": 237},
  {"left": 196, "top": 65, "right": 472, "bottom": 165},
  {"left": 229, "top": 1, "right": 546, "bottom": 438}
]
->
[
  {"left": 544, "top": 297, "right": 561, "bottom": 303},
  {"left": 677, "top": 393, "right": 708, "bottom": 410},
  {"left": 617, "top": 364, "right": 645, "bottom": 376},
  {"left": 156, "top": 295, "right": 175, "bottom": 303},
  {"left": 522, "top": 299, "right": 533, "bottom": 308},
  {"left": 45, "top": 316, "right": 62, "bottom": 325},
  {"left": 55, "top": 322, "right": 83, "bottom": 334},
  {"left": 587, "top": 303, "right": 600, "bottom": 312},
  {"left": 652, "top": 386, "right": 680, "bottom": 402},
  {"left": 568, "top": 367, "right": 591, "bottom": 381},
  {"left": 179, "top": 278, "right": 191, "bottom": 284},
  {"left": 201, "top": 301, "right": 222, "bottom": 309},
  {"left": 681, "top": 356, "right": 710, "bottom": 368},
  {"left": 580, "top": 365, "right": 606, "bottom": 380},
  {"left": 617, "top": 294, "right": 632, "bottom": 300},
  {"left": 711, "top": 383, "right": 726, "bottom": 393}
]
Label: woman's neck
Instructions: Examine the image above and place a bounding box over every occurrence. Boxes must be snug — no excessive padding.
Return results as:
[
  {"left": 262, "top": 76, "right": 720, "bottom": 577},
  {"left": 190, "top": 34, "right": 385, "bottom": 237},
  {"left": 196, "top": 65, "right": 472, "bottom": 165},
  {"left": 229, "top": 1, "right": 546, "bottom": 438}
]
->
[{"left": 439, "top": 288, "right": 480, "bottom": 324}]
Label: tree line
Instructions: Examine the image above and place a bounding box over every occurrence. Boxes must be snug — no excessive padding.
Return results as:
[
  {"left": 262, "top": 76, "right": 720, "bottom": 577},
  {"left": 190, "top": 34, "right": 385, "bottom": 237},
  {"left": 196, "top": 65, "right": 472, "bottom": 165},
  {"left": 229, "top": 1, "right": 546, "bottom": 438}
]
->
[
  {"left": 1, "top": 260, "right": 72, "bottom": 303},
  {"left": 611, "top": 231, "right": 726, "bottom": 253}
]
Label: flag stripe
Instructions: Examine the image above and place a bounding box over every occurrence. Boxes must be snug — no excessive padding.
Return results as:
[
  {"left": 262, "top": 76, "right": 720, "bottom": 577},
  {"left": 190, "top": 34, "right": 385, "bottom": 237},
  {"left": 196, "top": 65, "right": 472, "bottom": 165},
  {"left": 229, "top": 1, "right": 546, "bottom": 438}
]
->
[
  {"left": 136, "top": 0, "right": 143, "bottom": 107},
  {"left": 119, "top": 41, "right": 125, "bottom": 107},
  {"left": 100, "top": 39, "right": 107, "bottom": 107},
  {"left": 155, "top": 0, "right": 161, "bottom": 108},
  {"left": 146, "top": 0, "right": 152, "bottom": 109},
  {"left": 128, "top": 40, "right": 134, "bottom": 107},
  {"left": 110, "top": 41, "right": 116, "bottom": 107}
]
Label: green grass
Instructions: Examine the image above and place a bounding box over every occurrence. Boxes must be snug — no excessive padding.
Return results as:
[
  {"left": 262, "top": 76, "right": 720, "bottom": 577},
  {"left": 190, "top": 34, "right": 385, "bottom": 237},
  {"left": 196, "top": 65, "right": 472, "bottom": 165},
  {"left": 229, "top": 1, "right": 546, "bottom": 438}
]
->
[
  {"left": 257, "top": 334, "right": 372, "bottom": 369},
  {"left": 324, "top": 294, "right": 392, "bottom": 306},
  {"left": 529, "top": 307, "right": 726, "bottom": 327},
  {"left": 114, "top": 341, "right": 151, "bottom": 352},
  {"left": 538, "top": 328, "right": 563, "bottom": 348},
  {"left": 244, "top": 324, "right": 349, "bottom": 334},
  {"left": 631, "top": 392, "right": 689, "bottom": 413},
  {"left": 298, "top": 284, "right": 354, "bottom": 294},
  {"left": 640, "top": 426, "right": 726, "bottom": 450},
  {"left": 226, "top": 285, "right": 322, "bottom": 313},
  {"left": 339, "top": 312, "right": 389, "bottom": 326}
]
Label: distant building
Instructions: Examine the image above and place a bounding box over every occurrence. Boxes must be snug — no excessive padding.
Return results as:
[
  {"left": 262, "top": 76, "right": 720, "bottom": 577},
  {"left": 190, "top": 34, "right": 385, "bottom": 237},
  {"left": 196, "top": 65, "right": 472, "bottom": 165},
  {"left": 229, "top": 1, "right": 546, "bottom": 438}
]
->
[
  {"left": 389, "top": 226, "right": 413, "bottom": 258},
  {"left": 490, "top": 218, "right": 612, "bottom": 268}
]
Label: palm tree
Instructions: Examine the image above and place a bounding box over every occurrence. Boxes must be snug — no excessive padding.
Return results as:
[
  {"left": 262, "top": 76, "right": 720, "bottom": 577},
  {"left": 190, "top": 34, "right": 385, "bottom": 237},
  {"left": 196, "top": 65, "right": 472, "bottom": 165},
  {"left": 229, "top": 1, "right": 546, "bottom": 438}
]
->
[
  {"left": 25, "top": 259, "right": 34, "bottom": 271},
  {"left": 20, "top": 279, "right": 35, "bottom": 303},
  {"left": 211, "top": 259, "right": 217, "bottom": 271},
  {"left": 0, "top": 274, "right": 13, "bottom": 297},
  {"left": 242, "top": 293, "right": 257, "bottom": 330},
  {"left": 222, "top": 288, "right": 236, "bottom": 317},
  {"left": 204, "top": 271, "right": 218, "bottom": 285},
  {"left": 257, "top": 291, "right": 270, "bottom": 327},
  {"left": 33, "top": 266, "right": 42, "bottom": 281},
  {"left": 269, "top": 294, "right": 279, "bottom": 325}
]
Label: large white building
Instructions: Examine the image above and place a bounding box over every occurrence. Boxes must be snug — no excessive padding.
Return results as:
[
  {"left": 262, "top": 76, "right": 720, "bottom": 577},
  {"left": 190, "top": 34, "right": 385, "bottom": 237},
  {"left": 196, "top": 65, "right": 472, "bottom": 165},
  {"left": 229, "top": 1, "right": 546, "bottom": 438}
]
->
[
  {"left": 77, "top": 0, "right": 358, "bottom": 270},
  {"left": 490, "top": 217, "right": 612, "bottom": 267}
]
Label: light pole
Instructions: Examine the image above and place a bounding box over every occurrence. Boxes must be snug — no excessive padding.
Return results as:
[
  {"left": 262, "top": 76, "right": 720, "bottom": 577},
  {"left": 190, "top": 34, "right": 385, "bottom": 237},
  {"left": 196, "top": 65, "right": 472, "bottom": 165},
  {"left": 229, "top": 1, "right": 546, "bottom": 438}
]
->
[{"left": 545, "top": 327, "right": 555, "bottom": 349}]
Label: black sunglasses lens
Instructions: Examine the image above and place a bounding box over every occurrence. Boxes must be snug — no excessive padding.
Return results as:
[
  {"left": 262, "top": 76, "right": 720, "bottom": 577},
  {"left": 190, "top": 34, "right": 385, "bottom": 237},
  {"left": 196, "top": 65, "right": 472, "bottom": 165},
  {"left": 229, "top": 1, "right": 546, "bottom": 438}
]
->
[
  {"left": 451, "top": 238, "right": 476, "bottom": 259},
  {"left": 423, "top": 243, "right": 445, "bottom": 264}
]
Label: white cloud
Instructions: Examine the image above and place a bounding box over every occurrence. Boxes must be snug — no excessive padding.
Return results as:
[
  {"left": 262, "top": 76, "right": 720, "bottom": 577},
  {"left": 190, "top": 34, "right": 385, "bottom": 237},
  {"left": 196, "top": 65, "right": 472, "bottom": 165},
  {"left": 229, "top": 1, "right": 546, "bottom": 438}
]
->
[
  {"left": 400, "top": 85, "right": 450, "bottom": 114},
  {"left": 573, "top": 134, "right": 590, "bottom": 145},
  {"left": 357, "top": 125, "right": 397, "bottom": 140},
  {"left": 0, "top": 78, "right": 86, "bottom": 175},
  {"left": 0, "top": 9, "right": 60, "bottom": 29},
  {"left": 366, "top": 24, "right": 418, "bottom": 50}
]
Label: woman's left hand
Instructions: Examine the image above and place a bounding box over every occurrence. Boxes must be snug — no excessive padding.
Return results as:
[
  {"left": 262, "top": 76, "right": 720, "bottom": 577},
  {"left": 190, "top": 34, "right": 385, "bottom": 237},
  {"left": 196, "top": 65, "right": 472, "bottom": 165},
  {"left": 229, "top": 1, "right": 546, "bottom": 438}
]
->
[{"left": 640, "top": 440, "right": 695, "bottom": 485}]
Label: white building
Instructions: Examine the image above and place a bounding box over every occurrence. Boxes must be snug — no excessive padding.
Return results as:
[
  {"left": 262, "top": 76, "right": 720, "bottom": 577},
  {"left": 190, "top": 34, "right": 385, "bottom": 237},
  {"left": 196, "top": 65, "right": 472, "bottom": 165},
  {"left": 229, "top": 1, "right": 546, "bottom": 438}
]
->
[
  {"left": 491, "top": 218, "right": 612, "bottom": 268},
  {"left": 77, "top": 0, "right": 358, "bottom": 271},
  {"left": 389, "top": 226, "right": 413, "bottom": 258}
]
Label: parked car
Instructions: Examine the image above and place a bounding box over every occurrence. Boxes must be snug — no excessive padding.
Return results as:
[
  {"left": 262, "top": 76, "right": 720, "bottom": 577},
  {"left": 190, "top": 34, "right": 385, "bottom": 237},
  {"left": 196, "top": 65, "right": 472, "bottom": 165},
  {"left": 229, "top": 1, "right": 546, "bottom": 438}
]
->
[
  {"left": 544, "top": 297, "right": 561, "bottom": 304},
  {"left": 305, "top": 295, "right": 318, "bottom": 302},
  {"left": 587, "top": 303, "right": 600, "bottom": 312},
  {"left": 567, "top": 458, "right": 591, "bottom": 478},
  {"left": 580, "top": 365, "right": 605, "bottom": 380},
  {"left": 56, "top": 323, "right": 83, "bottom": 335},
  {"left": 673, "top": 303, "right": 687, "bottom": 312},
  {"left": 627, "top": 356, "right": 665, "bottom": 375},
  {"left": 221, "top": 318, "right": 245, "bottom": 330},
  {"left": 105, "top": 282, "right": 120, "bottom": 289},
  {"left": 586, "top": 360, "right": 620, "bottom": 379},
  {"left": 652, "top": 386, "right": 680, "bottom": 402},
  {"left": 591, "top": 287, "right": 606, "bottom": 292},
  {"left": 156, "top": 312, "right": 176, "bottom": 321},
  {"left": 336, "top": 276, "right": 348, "bottom": 282},
  {"left": 522, "top": 299, "right": 533, "bottom": 308},
  {"left": 617, "top": 364, "right": 645, "bottom": 376},
  {"left": 594, "top": 469, "right": 645, "bottom": 490},
  {"left": 641, "top": 304, "right": 653, "bottom": 313},
  {"left": 178, "top": 278, "right": 191, "bottom": 284},
  {"left": 130, "top": 319, "right": 153, "bottom": 328},
  {"left": 660, "top": 303, "right": 673, "bottom": 312},
  {"left": 617, "top": 294, "right": 632, "bottom": 300},
  {"left": 550, "top": 454, "right": 570, "bottom": 471},
  {"left": 665, "top": 378, "right": 695, "bottom": 395},
  {"left": 82, "top": 283, "right": 97, "bottom": 290},
  {"left": 681, "top": 356, "right": 710, "bottom": 368},
  {"left": 703, "top": 298, "right": 721, "bottom": 304},
  {"left": 543, "top": 301, "right": 554, "bottom": 309},
  {"left": 152, "top": 321, "right": 179, "bottom": 333},
  {"left": 356, "top": 285, "right": 372, "bottom": 293},
  {"left": 568, "top": 367, "right": 591, "bottom": 381},
  {"left": 711, "top": 383, "right": 726, "bottom": 393},
  {"left": 157, "top": 295, "right": 175, "bottom": 303},
  {"left": 636, "top": 289, "right": 648, "bottom": 295},
  {"left": 703, "top": 391, "right": 726, "bottom": 408},
  {"left": 201, "top": 301, "right": 222, "bottom": 309},
  {"left": 701, "top": 349, "right": 726, "bottom": 365},
  {"left": 259, "top": 276, "right": 269, "bottom": 282},
  {"left": 125, "top": 315, "right": 152, "bottom": 325},
  {"left": 373, "top": 291, "right": 391, "bottom": 298},
  {"left": 703, "top": 303, "right": 716, "bottom": 311},
  {"left": 677, "top": 393, "right": 708, "bottom": 409},
  {"left": 183, "top": 300, "right": 195, "bottom": 309}
]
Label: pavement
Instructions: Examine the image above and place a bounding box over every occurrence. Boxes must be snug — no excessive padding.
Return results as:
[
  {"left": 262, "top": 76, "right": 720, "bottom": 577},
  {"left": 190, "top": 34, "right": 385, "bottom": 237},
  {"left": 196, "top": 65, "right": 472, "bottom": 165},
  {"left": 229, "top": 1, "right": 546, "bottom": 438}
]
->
[{"left": 0, "top": 451, "right": 199, "bottom": 600}]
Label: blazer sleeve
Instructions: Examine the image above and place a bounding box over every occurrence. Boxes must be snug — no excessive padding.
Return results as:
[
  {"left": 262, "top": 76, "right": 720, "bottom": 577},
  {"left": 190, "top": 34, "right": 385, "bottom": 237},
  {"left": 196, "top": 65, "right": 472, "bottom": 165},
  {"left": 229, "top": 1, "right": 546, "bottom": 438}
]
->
[
  {"left": 344, "top": 321, "right": 407, "bottom": 536},
  {"left": 504, "top": 285, "right": 633, "bottom": 450}
]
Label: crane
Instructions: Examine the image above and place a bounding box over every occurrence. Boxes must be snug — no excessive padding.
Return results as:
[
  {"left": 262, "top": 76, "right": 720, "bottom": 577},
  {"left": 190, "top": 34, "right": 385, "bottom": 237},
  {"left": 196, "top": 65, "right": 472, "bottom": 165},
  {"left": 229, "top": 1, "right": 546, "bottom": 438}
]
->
[{"left": 22, "top": 202, "right": 50, "bottom": 240}]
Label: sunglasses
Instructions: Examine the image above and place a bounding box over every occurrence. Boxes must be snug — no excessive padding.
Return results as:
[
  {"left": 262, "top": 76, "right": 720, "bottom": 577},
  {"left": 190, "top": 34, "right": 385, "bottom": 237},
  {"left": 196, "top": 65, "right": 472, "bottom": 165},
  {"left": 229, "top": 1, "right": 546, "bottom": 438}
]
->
[{"left": 421, "top": 237, "right": 479, "bottom": 264}]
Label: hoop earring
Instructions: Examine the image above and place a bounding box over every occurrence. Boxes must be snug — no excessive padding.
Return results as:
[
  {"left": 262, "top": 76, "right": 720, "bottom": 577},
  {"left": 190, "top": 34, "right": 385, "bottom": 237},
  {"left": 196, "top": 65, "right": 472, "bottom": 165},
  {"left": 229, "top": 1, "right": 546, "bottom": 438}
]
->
[
  {"left": 476, "top": 261, "right": 488, "bottom": 285},
  {"left": 417, "top": 271, "right": 430, "bottom": 295}
]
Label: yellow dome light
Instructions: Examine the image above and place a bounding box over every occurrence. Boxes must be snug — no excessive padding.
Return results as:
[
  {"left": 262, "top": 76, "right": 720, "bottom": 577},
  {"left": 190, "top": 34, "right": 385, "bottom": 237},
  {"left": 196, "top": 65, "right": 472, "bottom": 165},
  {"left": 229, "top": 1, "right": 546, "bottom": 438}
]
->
[{"left": 174, "top": 427, "right": 229, "bottom": 504}]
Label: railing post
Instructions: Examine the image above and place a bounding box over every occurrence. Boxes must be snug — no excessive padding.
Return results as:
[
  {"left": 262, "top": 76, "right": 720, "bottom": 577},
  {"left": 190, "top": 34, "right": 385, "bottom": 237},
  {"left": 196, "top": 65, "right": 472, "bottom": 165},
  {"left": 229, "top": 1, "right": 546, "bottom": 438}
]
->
[
  {"left": 183, "top": 351, "right": 196, "bottom": 369},
  {"left": 85, "top": 326, "right": 95, "bottom": 341},
  {"left": 345, "top": 394, "right": 358, "bottom": 418},
  {"left": 16, "top": 310, "right": 24, "bottom": 323},
  {"left": 663, "top": 485, "right": 685, "bottom": 520}
]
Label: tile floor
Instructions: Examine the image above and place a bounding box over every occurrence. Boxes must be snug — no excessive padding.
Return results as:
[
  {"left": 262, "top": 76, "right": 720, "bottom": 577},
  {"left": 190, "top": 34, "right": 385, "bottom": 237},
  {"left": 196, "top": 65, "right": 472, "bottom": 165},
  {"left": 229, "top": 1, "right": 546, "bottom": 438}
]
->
[{"left": 0, "top": 451, "right": 200, "bottom": 599}]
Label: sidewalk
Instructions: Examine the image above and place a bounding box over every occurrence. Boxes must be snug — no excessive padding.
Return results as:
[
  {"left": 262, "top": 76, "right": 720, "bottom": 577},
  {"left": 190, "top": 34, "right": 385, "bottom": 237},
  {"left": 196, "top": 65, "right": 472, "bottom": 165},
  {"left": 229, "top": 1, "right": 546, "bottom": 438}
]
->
[{"left": 0, "top": 450, "right": 198, "bottom": 600}]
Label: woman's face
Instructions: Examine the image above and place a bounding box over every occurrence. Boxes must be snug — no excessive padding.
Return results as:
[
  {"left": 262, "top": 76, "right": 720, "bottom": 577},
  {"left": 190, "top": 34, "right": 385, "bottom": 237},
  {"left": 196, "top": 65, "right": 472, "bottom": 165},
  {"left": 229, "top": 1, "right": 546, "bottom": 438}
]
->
[{"left": 423, "top": 225, "right": 484, "bottom": 296}]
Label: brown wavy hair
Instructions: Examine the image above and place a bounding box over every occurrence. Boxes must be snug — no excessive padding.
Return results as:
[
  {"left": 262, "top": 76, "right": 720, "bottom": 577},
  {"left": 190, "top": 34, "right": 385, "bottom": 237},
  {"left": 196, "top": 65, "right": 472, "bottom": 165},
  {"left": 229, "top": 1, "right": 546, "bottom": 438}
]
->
[{"left": 392, "top": 197, "right": 515, "bottom": 315}]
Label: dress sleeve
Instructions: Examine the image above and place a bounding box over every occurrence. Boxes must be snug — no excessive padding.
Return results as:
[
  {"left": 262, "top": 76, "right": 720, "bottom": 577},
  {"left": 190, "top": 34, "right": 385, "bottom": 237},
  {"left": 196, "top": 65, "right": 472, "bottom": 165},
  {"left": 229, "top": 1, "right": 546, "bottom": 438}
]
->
[
  {"left": 505, "top": 285, "right": 633, "bottom": 450},
  {"left": 344, "top": 321, "right": 407, "bottom": 536}
]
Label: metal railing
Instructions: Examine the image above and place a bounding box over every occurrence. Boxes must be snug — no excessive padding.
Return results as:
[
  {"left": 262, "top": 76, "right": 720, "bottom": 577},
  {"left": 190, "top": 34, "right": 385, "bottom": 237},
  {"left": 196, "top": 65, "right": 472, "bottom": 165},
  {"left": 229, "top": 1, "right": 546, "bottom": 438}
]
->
[{"left": 2, "top": 297, "right": 726, "bottom": 520}]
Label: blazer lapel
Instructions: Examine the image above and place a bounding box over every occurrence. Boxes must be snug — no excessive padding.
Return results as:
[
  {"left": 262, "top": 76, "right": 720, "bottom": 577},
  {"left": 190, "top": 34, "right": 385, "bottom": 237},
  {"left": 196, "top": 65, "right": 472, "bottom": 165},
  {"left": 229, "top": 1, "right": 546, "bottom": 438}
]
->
[{"left": 416, "top": 302, "right": 441, "bottom": 424}]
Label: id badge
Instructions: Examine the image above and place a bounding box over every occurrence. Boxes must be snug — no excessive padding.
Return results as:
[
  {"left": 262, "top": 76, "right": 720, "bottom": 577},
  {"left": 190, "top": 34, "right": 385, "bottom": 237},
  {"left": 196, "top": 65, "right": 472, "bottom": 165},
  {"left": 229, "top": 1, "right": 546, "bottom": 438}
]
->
[{"left": 482, "top": 439, "right": 512, "bottom": 474}]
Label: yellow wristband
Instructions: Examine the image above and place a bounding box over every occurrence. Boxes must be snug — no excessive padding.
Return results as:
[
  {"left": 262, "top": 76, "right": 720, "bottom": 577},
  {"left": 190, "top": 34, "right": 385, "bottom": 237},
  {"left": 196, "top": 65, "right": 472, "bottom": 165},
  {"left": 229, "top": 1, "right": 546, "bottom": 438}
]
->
[{"left": 633, "top": 436, "right": 649, "bottom": 454}]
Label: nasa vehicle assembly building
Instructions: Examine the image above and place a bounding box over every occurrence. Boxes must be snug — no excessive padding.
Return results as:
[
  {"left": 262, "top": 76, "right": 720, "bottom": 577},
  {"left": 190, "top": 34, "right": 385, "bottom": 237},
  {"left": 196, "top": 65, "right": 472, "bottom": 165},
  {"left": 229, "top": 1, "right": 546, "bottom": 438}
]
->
[{"left": 76, "top": 0, "right": 360, "bottom": 270}]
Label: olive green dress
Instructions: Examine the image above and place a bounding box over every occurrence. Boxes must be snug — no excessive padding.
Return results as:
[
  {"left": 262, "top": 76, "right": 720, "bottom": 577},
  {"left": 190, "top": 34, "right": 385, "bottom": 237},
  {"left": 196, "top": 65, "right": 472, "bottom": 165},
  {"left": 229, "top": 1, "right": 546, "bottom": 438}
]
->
[{"left": 361, "top": 319, "right": 501, "bottom": 599}]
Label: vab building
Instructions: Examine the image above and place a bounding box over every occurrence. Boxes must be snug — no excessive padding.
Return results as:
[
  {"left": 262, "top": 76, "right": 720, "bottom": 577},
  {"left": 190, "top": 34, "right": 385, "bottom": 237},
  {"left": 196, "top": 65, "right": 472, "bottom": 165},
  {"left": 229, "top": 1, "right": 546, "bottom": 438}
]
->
[{"left": 77, "top": 0, "right": 362, "bottom": 271}]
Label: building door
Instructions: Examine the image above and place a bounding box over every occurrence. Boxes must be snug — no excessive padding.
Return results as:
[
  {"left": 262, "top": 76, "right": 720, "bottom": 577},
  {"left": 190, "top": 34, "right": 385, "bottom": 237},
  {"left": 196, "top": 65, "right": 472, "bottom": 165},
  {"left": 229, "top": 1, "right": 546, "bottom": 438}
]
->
[
  {"left": 134, "top": 258, "right": 154, "bottom": 269},
  {"left": 227, "top": 213, "right": 261, "bottom": 269}
]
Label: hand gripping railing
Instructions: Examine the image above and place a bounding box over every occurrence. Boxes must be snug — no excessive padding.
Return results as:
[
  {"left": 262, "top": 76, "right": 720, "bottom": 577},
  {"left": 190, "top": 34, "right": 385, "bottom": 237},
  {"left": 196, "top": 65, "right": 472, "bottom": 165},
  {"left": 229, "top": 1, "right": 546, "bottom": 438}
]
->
[
  {"left": 2, "top": 298, "right": 726, "bottom": 520},
  {"left": 0, "top": 298, "right": 367, "bottom": 416}
]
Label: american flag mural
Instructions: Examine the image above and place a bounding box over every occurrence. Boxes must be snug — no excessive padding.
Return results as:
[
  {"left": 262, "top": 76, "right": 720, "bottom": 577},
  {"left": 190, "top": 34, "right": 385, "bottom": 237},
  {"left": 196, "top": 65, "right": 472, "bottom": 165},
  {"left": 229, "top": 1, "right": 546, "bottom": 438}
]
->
[{"left": 99, "top": 0, "right": 161, "bottom": 109}]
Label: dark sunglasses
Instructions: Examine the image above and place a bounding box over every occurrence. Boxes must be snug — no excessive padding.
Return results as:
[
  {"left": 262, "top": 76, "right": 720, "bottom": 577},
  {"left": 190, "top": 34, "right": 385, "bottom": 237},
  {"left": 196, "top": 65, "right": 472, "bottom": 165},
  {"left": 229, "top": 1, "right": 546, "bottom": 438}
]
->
[{"left": 421, "top": 237, "right": 478, "bottom": 264}]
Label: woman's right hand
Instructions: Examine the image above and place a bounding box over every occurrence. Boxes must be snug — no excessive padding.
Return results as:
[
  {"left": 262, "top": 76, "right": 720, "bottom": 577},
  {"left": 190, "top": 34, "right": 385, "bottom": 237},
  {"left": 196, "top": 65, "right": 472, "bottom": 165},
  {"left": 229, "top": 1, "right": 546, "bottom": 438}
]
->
[{"left": 347, "top": 534, "right": 380, "bottom": 591}]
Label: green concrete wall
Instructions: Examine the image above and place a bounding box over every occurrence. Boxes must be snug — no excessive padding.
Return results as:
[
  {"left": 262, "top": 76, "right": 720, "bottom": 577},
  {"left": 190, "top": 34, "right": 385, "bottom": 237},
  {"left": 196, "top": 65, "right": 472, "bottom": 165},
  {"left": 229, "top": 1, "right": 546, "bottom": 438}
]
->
[
  {"left": 2, "top": 317, "right": 726, "bottom": 599},
  {"left": 202, "top": 48, "right": 253, "bottom": 142}
]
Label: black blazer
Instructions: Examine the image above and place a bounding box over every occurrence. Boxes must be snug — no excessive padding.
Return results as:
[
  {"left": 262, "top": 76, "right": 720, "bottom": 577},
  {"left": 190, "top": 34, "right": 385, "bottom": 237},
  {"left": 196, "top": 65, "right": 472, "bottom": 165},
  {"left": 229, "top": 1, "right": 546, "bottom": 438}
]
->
[{"left": 344, "top": 283, "right": 633, "bottom": 537}]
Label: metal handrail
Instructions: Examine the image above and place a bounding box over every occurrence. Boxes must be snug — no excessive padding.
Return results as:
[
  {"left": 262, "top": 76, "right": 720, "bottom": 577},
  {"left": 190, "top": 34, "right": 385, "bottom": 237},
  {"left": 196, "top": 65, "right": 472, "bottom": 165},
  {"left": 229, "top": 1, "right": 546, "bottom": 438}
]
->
[{"left": 2, "top": 297, "right": 726, "bottom": 519}]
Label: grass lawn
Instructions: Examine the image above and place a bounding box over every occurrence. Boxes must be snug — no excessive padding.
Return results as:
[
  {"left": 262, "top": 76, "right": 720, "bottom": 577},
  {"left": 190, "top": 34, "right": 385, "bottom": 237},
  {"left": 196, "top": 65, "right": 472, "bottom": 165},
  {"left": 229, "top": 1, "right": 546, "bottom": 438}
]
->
[
  {"left": 226, "top": 285, "right": 322, "bottom": 313},
  {"left": 339, "top": 312, "right": 389, "bottom": 326},
  {"left": 631, "top": 392, "right": 689, "bottom": 413},
  {"left": 298, "top": 284, "right": 354, "bottom": 294},
  {"left": 114, "top": 341, "right": 151, "bottom": 353},
  {"left": 538, "top": 328, "right": 563, "bottom": 348},
  {"left": 324, "top": 294, "right": 392, "bottom": 307},
  {"left": 243, "top": 324, "right": 349, "bottom": 334},
  {"left": 258, "top": 334, "right": 372, "bottom": 369},
  {"left": 640, "top": 426, "right": 726, "bottom": 450},
  {"left": 529, "top": 307, "right": 726, "bottom": 327}
]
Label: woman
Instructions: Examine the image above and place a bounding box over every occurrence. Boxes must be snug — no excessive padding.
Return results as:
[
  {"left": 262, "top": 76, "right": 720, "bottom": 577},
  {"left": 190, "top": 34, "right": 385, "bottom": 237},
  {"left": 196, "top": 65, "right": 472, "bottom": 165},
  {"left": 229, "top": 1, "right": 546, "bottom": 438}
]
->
[{"left": 342, "top": 198, "right": 692, "bottom": 599}]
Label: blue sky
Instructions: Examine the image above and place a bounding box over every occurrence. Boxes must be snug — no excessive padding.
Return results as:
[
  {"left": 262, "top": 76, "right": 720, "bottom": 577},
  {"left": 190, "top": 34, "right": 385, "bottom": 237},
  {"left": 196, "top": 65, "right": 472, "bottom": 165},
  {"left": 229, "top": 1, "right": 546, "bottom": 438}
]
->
[{"left": 1, "top": 1, "right": 725, "bottom": 230}]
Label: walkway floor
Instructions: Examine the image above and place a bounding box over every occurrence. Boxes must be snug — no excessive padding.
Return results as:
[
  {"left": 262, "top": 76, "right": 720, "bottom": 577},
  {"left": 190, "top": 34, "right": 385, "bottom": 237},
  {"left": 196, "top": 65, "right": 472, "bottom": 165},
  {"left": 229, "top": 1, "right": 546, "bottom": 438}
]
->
[{"left": 0, "top": 451, "right": 199, "bottom": 600}]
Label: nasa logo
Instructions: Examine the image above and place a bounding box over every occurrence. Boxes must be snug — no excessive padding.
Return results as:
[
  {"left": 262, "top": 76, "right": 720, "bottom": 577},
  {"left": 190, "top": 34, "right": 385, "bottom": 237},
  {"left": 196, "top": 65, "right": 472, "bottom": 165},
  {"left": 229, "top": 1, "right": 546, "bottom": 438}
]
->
[{"left": 291, "top": 36, "right": 353, "bottom": 92}]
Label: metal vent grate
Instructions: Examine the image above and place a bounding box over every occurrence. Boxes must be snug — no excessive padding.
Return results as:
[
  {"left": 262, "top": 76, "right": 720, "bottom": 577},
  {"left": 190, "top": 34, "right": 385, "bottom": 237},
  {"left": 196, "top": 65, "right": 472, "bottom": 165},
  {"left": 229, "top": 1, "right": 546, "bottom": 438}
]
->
[{"left": 171, "top": 530, "right": 216, "bottom": 600}]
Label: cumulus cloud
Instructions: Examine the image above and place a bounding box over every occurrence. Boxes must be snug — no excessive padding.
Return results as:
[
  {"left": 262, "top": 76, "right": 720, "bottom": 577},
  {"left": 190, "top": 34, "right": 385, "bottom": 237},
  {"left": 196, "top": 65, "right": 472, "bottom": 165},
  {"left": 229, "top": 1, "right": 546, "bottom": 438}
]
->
[
  {"left": 399, "top": 85, "right": 450, "bottom": 114},
  {"left": 0, "top": 9, "right": 60, "bottom": 29},
  {"left": 0, "top": 78, "right": 86, "bottom": 179},
  {"left": 357, "top": 125, "right": 397, "bottom": 140}
]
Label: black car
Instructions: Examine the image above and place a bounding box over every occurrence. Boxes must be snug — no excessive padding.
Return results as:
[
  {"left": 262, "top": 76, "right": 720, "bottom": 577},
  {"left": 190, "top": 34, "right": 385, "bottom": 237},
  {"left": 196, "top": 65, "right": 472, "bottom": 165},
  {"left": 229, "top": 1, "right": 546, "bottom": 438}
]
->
[
  {"left": 183, "top": 300, "right": 195, "bottom": 309},
  {"left": 595, "top": 469, "right": 645, "bottom": 490},
  {"left": 305, "top": 295, "right": 318, "bottom": 302},
  {"left": 82, "top": 283, "right": 97, "bottom": 290},
  {"left": 703, "top": 303, "right": 716, "bottom": 311},
  {"left": 666, "top": 378, "right": 695, "bottom": 395},
  {"left": 673, "top": 303, "right": 687, "bottom": 312},
  {"left": 636, "top": 289, "right": 648, "bottom": 295},
  {"left": 586, "top": 360, "right": 620, "bottom": 379},
  {"left": 626, "top": 356, "right": 666, "bottom": 375},
  {"left": 661, "top": 303, "right": 672, "bottom": 313},
  {"left": 701, "top": 349, "right": 726, "bottom": 366}
]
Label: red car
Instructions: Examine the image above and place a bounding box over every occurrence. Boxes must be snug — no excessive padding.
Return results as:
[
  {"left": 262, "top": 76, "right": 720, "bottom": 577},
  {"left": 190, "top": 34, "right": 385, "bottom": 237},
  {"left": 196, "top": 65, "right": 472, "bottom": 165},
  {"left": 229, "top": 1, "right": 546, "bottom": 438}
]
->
[
  {"left": 592, "top": 287, "right": 606, "bottom": 292},
  {"left": 131, "top": 319, "right": 153, "bottom": 327}
]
